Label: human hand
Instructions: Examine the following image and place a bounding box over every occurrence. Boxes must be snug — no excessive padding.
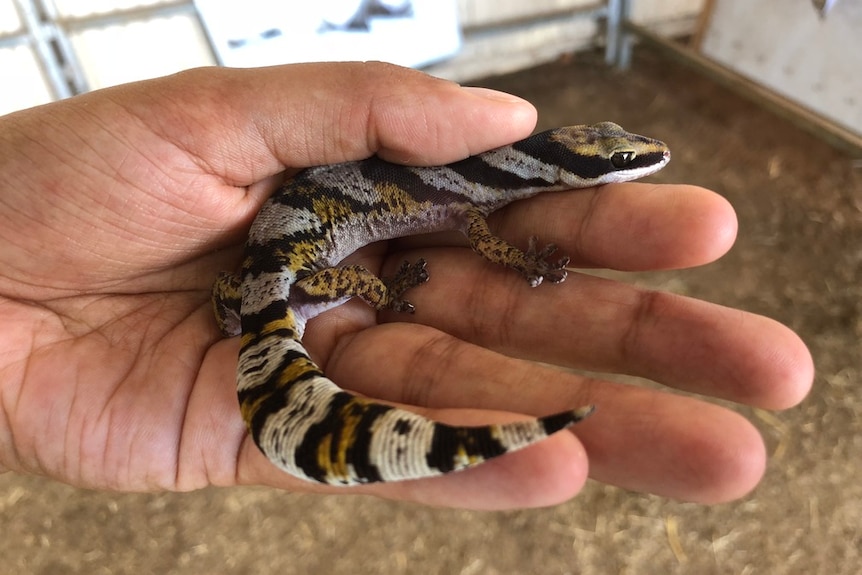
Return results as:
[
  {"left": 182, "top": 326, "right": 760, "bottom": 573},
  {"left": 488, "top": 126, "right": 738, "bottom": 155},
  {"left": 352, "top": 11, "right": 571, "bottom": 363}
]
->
[{"left": 0, "top": 62, "right": 812, "bottom": 509}]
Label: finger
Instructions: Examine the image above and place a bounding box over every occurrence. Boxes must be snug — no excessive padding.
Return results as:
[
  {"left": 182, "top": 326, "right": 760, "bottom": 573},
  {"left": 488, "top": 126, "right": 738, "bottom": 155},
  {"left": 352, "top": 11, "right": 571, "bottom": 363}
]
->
[
  {"left": 326, "top": 323, "right": 766, "bottom": 503},
  {"left": 493, "top": 183, "right": 738, "bottom": 270},
  {"left": 575, "top": 380, "right": 766, "bottom": 503},
  {"left": 390, "top": 183, "right": 737, "bottom": 271},
  {"left": 131, "top": 62, "right": 538, "bottom": 183},
  {"left": 380, "top": 249, "right": 812, "bottom": 410},
  {"left": 382, "top": 180, "right": 729, "bottom": 275},
  {"left": 390, "top": 183, "right": 737, "bottom": 270}
]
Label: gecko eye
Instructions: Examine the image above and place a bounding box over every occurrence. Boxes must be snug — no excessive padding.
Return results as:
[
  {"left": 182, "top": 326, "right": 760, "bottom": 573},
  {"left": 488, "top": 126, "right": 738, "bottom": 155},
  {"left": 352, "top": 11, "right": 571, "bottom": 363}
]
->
[{"left": 610, "top": 150, "right": 635, "bottom": 168}]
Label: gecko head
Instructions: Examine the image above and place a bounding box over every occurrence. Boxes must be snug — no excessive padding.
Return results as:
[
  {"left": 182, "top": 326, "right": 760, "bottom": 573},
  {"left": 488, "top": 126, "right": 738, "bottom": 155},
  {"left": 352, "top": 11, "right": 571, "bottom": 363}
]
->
[{"left": 550, "top": 122, "right": 671, "bottom": 187}]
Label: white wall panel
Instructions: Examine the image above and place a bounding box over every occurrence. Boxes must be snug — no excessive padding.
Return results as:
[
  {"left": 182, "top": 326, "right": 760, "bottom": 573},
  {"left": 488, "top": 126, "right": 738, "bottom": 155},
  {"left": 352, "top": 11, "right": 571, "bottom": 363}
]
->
[
  {"left": 702, "top": 0, "right": 861, "bottom": 135},
  {"left": 0, "top": 0, "right": 21, "bottom": 33},
  {"left": 631, "top": 0, "right": 705, "bottom": 36},
  {"left": 431, "top": 0, "right": 703, "bottom": 81},
  {"left": 0, "top": 46, "right": 54, "bottom": 114},
  {"left": 459, "top": 0, "right": 595, "bottom": 27},
  {"left": 428, "top": 15, "right": 597, "bottom": 81},
  {"left": 52, "top": 0, "right": 172, "bottom": 18},
  {"left": 69, "top": 14, "right": 214, "bottom": 90}
]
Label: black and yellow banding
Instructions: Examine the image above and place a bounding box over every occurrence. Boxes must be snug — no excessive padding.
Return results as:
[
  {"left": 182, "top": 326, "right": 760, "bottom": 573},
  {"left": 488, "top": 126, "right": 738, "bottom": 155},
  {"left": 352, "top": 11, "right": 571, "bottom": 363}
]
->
[{"left": 212, "top": 122, "right": 670, "bottom": 485}]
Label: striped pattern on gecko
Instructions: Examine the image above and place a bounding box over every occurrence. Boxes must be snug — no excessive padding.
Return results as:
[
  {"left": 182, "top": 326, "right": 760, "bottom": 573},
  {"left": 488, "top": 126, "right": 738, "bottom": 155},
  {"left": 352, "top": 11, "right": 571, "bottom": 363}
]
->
[{"left": 212, "top": 121, "right": 670, "bottom": 485}]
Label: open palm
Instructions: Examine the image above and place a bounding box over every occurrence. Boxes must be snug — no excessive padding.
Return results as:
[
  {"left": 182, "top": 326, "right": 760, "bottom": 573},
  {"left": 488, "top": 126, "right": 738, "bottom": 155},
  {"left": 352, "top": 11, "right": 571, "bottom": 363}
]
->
[{"left": 0, "top": 63, "right": 812, "bottom": 510}]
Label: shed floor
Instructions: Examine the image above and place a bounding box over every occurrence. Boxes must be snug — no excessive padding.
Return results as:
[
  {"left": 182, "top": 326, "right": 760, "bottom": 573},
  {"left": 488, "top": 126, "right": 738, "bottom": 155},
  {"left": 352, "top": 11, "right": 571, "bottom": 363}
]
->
[{"left": 2, "top": 46, "right": 860, "bottom": 574}]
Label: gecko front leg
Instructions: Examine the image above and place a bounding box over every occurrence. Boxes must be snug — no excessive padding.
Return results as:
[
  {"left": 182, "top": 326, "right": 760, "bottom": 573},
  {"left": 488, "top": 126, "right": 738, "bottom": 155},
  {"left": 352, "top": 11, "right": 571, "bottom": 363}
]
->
[
  {"left": 293, "top": 259, "right": 429, "bottom": 313},
  {"left": 464, "top": 207, "right": 570, "bottom": 287}
]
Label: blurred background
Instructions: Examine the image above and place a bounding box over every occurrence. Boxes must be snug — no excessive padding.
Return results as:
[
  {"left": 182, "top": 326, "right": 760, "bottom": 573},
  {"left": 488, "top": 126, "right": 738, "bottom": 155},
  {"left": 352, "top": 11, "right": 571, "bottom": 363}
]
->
[
  {"left": 3, "top": 0, "right": 859, "bottom": 141},
  {"left": 1, "top": 1, "right": 860, "bottom": 573}
]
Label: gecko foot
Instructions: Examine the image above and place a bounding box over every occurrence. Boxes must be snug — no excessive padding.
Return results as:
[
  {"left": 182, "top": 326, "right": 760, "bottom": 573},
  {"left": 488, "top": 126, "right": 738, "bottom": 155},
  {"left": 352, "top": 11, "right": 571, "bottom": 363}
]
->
[
  {"left": 384, "top": 258, "right": 430, "bottom": 313},
  {"left": 523, "top": 236, "right": 570, "bottom": 287}
]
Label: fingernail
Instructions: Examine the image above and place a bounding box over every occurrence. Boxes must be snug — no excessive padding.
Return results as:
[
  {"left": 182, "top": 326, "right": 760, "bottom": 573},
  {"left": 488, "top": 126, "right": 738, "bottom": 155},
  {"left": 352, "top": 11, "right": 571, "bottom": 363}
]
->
[{"left": 461, "top": 86, "right": 529, "bottom": 104}]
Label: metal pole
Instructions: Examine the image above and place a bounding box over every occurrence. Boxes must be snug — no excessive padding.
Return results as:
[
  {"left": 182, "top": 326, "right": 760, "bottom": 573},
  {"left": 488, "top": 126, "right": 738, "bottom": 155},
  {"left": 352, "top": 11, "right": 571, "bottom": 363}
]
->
[
  {"left": 12, "top": 0, "right": 74, "bottom": 98},
  {"left": 604, "top": 0, "right": 621, "bottom": 65},
  {"left": 616, "top": 0, "right": 633, "bottom": 69}
]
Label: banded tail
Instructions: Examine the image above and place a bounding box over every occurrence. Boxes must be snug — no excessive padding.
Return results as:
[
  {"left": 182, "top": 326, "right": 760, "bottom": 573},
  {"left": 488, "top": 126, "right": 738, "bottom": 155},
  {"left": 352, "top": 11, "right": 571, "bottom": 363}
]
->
[{"left": 236, "top": 331, "right": 594, "bottom": 485}]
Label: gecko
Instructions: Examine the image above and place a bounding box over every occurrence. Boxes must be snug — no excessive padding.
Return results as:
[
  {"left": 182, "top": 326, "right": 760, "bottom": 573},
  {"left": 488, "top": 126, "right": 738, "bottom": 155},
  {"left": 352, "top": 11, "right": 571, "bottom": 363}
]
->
[{"left": 212, "top": 121, "right": 670, "bottom": 485}]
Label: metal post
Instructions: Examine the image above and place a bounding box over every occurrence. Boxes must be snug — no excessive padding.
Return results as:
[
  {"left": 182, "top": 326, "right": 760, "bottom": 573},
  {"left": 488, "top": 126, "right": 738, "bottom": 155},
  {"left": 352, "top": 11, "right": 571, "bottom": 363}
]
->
[
  {"left": 616, "top": 0, "right": 633, "bottom": 69},
  {"left": 605, "top": 0, "right": 621, "bottom": 65},
  {"left": 12, "top": 0, "right": 75, "bottom": 98}
]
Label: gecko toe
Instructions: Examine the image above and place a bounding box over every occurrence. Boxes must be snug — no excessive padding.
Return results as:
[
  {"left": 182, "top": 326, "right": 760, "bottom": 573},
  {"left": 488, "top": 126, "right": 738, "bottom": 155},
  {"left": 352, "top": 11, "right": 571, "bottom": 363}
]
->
[{"left": 383, "top": 259, "right": 429, "bottom": 312}]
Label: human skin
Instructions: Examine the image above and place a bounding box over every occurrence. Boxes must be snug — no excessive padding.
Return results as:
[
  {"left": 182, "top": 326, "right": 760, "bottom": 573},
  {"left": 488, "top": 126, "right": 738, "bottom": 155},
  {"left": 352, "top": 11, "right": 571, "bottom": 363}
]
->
[{"left": 0, "top": 62, "right": 813, "bottom": 510}]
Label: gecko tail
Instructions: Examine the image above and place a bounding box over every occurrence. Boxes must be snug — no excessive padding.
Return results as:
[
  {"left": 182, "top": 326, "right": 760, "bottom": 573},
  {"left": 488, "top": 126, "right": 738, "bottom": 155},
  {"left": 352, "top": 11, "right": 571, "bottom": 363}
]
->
[
  {"left": 419, "top": 405, "right": 596, "bottom": 480},
  {"left": 237, "top": 334, "right": 594, "bottom": 485}
]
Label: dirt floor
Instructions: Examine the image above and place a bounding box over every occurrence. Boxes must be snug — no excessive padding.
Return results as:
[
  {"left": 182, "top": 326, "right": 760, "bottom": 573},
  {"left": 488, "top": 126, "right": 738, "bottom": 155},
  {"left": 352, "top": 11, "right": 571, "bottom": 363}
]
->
[{"left": 2, "top": 46, "right": 860, "bottom": 574}]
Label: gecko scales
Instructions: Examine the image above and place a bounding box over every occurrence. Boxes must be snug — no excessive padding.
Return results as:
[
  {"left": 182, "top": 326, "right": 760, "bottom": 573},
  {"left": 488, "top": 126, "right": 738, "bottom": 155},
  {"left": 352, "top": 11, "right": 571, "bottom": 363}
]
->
[{"left": 213, "top": 121, "right": 670, "bottom": 485}]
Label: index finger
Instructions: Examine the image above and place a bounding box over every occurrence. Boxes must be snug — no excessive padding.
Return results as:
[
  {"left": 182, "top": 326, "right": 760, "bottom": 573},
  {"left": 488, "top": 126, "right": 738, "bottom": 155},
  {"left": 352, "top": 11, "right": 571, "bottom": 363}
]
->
[
  {"left": 391, "top": 183, "right": 738, "bottom": 270},
  {"left": 492, "top": 182, "right": 738, "bottom": 270}
]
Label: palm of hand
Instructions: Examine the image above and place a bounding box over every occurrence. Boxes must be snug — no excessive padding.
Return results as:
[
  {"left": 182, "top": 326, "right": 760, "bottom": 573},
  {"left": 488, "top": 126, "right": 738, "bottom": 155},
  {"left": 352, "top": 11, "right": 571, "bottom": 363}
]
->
[
  {"left": 0, "top": 73, "right": 556, "bottom": 501},
  {"left": 0, "top": 92, "right": 262, "bottom": 491}
]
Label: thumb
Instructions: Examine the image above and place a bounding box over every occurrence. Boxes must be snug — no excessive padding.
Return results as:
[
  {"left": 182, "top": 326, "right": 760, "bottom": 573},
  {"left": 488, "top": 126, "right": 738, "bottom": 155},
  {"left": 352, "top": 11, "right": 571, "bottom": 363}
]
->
[{"left": 131, "top": 61, "right": 538, "bottom": 183}]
